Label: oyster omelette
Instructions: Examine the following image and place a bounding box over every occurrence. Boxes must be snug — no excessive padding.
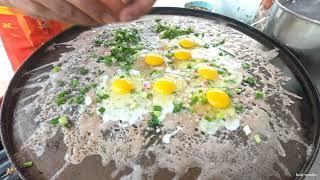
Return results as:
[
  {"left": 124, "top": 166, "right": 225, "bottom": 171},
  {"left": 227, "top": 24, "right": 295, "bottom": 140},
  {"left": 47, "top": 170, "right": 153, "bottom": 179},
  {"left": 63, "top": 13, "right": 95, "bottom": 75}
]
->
[{"left": 13, "top": 15, "right": 313, "bottom": 180}]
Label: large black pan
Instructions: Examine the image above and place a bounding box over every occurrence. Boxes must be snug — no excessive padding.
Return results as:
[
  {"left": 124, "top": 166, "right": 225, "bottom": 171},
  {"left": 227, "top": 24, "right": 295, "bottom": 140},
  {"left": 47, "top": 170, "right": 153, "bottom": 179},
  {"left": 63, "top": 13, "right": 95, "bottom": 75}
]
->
[{"left": 1, "top": 7, "right": 320, "bottom": 180}]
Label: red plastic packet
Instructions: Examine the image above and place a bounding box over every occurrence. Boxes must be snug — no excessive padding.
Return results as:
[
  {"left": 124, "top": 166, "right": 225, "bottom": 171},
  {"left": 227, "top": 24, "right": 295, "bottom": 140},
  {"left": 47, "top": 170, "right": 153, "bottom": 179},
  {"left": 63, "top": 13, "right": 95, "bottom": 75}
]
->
[{"left": 0, "top": 6, "right": 69, "bottom": 71}]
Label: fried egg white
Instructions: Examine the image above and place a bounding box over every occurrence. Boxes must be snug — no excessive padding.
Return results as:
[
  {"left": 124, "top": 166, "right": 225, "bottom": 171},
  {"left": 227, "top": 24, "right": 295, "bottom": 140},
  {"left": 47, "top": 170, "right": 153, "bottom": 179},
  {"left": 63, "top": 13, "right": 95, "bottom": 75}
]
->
[{"left": 96, "top": 75, "right": 151, "bottom": 126}]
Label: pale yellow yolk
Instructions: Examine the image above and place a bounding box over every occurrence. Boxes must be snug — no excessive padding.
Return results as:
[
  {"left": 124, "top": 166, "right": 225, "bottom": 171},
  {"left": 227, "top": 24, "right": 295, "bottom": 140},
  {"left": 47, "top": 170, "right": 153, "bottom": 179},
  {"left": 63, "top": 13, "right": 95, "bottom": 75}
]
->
[
  {"left": 174, "top": 49, "right": 192, "bottom": 61},
  {"left": 153, "top": 78, "right": 176, "bottom": 95},
  {"left": 197, "top": 66, "right": 219, "bottom": 80},
  {"left": 145, "top": 54, "right": 164, "bottom": 66},
  {"left": 179, "top": 39, "right": 198, "bottom": 49},
  {"left": 206, "top": 89, "right": 230, "bottom": 109},
  {"left": 112, "top": 79, "right": 134, "bottom": 95}
]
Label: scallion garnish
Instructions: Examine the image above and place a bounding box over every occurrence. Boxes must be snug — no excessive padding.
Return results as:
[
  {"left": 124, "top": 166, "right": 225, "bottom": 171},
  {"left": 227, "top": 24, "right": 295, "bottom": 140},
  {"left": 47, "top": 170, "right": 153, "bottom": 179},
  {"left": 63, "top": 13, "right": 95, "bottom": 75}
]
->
[
  {"left": 173, "top": 102, "right": 184, "bottom": 113},
  {"left": 19, "top": 161, "right": 33, "bottom": 168},
  {"left": 244, "top": 76, "right": 256, "bottom": 86},
  {"left": 52, "top": 66, "right": 61, "bottom": 73},
  {"left": 255, "top": 91, "right": 264, "bottom": 99}
]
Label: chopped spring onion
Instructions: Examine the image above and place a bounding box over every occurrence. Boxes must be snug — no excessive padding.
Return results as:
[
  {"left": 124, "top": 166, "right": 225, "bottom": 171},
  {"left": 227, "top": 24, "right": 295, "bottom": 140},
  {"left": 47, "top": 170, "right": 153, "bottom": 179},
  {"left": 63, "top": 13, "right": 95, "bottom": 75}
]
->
[
  {"left": 148, "top": 114, "right": 160, "bottom": 128},
  {"left": 52, "top": 66, "right": 61, "bottom": 73},
  {"left": 199, "top": 95, "right": 208, "bottom": 105},
  {"left": 98, "top": 107, "right": 106, "bottom": 114},
  {"left": 19, "top": 161, "right": 33, "bottom": 168},
  {"left": 173, "top": 102, "right": 184, "bottom": 113},
  {"left": 236, "top": 88, "right": 243, "bottom": 94},
  {"left": 254, "top": 134, "right": 262, "bottom": 144},
  {"left": 70, "top": 79, "right": 79, "bottom": 88},
  {"left": 79, "top": 67, "right": 89, "bottom": 75},
  {"left": 50, "top": 117, "right": 59, "bottom": 125},
  {"left": 234, "top": 104, "right": 245, "bottom": 113},
  {"left": 153, "top": 105, "right": 163, "bottom": 112},
  {"left": 255, "top": 91, "right": 264, "bottom": 99},
  {"left": 244, "top": 76, "right": 256, "bottom": 86},
  {"left": 241, "top": 63, "right": 250, "bottom": 69},
  {"left": 190, "top": 95, "right": 199, "bottom": 106},
  {"left": 153, "top": 111, "right": 161, "bottom": 117},
  {"left": 204, "top": 116, "right": 215, "bottom": 122},
  {"left": 58, "top": 116, "right": 69, "bottom": 127},
  {"left": 55, "top": 91, "right": 67, "bottom": 105},
  {"left": 147, "top": 93, "right": 153, "bottom": 99}
]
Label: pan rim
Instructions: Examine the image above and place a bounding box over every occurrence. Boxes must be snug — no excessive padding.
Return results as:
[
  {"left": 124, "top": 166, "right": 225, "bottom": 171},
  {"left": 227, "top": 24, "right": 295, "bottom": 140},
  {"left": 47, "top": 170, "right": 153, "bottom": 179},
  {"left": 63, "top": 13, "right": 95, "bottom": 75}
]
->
[{"left": 1, "top": 7, "right": 319, "bottom": 180}]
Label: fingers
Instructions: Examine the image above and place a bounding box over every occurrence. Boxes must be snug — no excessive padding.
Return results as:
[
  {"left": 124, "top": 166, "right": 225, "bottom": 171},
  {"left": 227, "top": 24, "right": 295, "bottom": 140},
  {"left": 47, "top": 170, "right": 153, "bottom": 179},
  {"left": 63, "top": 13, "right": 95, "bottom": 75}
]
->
[
  {"left": 119, "top": 0, "right": 155, "bottom": 22},
  {"left": 8, "top": 0, "right": 70, "bottom": 23},
  {"left": 35, "top": 0, "right": 99, "bottom": 26},
  {"left": 262, "top": 0, "right": 273, "bottom": 9},
  {"left": 66, "top": 0, "right": 114, "bottom": 24},
  {"left": 7, "top": 0, "right": 98, "bottom": 26}
]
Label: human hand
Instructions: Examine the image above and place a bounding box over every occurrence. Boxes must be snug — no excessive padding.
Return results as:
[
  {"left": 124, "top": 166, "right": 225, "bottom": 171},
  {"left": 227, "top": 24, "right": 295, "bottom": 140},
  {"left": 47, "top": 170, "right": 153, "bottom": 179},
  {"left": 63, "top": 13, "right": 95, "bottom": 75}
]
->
[
  {"left": 0, "top": 0, "right": 127, "bottom": 26},
  {"left": 262, "top": 0, "right": 273, "bottom": 9},
  {"left": 119, "top": 0, "right": 156, "bottom": 22}
]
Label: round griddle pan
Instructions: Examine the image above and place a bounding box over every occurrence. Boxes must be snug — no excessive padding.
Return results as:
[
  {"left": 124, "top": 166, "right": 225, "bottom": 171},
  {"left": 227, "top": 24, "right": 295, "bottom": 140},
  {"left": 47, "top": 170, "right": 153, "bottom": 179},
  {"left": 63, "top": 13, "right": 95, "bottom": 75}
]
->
[{"left": 1, "top": 7, "right": 320, "bottom": 180}]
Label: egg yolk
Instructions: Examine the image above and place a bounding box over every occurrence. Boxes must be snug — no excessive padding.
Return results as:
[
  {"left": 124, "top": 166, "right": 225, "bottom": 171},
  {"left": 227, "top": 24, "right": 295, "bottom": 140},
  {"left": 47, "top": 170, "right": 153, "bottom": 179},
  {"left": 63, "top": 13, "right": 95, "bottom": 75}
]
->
[
  {"left": 112, "top": 79, "right": 134, "bottom": 95},
  {"left": 174, "top": 49, "right": 192, "bottom": 61},
  {"left": 153, "top": 78, "right": 176, "bottom": 95},
  {"left": 206, "top": 89, "right": 230, "bottom": 109},
  {"left": 197, "top": 66, "right": 219, "bottom": 80},
  {"left": 145, "top": 54, "right": 164, "bottom": 66},
  {"left": 179, "top": 39, "right": 198, "bottom": 49}
]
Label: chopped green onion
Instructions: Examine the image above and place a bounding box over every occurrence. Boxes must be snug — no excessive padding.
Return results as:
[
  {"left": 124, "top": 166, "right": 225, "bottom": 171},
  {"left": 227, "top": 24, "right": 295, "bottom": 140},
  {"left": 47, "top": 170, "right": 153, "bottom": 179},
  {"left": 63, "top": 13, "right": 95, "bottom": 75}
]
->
[
  {"left": 187, "top": 64, "right": 192, "bottom": 69},
  {"left": 216, "top": 112, "right": 225, "bottom": 120},
  {"left": 91, "top": 83, "right": 98, "bottom": 88},
  {"left": 58, "top": 116, "right": 69, "bottom": 127},
  {"left": 254, "top": 134, "right": 262, "bottom": 144},
  {"left": 79, "top": 67, "right": 89, "bottom": 75},
  {"left": 218, "top": 52, "right": 224, "bottom": 56},
  {"left": 159, "top": 25, "right": 193, "bottom": 40},
  {"left": 75, "top": 95, "right": 85, "bottom": 104},
  {"left": 244, "top": 76, "right": 256, "bottom": 86},
  {"left": 19, "top": 161, "right": 33, "bottom": 168},
  {"left": 98, "top": 107, "right": 106, "bottom": 114},
  {"left": 150, "top": 70, "right": 164, "bottom": 78},
  {"left": 224, "top": 88, "right": 233, "bottom": 97},
  {"left": 99, "top": 94, "right": 110, "bottom": 100},
  {"left": 241, "top": 63, "right": 250, "bottom": 70},
  {"left": 190, "top": 95, "right": 199, "bottom": 106},
  {"left": 148, "top": 114, "right": 160, "bottom": 128},
  {"left": 70, "top": 79, "right": 79, "bottom": 88},
  {"left": 153, "top": 105, "right": 163, "bottom": 112},
  {"left": 147, "top": 93, "right": 153, "bottom": 99},
  {"left": 199, "top": 95, "right": 208, "bottom": 105},
  {"left": 55, "top": 91, "right": 67, "bottom": 105},
  {"left": 153, "top": 111, "right": 161, "bottom": 117},
  {"left": 93, "top": 39, "right": 103, "bottom": 46},
  {"left": 50, "top": 117, "right": 59, "bottom": 125},
  {"left": 255, "top": 91, "right": 264, "bottom": 99},
  {"left": 203, "top": 44, "right": 210, "bottom": 49},
  {"left": 204, "top": 116, "right": 215, "bottom": 122},
  {"left": 165, "top": 52, "right": 174, "bottom": 58},
  {"left": 236, "top": 88, "right": 243, "bottom": 94},
  {"left": 224, "top": 79, "right": 236, "bottom": 84},
  {"left": 234, "top": 104, "right": 245, "bottom": 113},
  {"left": 212, "top": 39, "right": 226, "bottom": 47},
  {"left": 173, "top": 102, "right": 184, "bottom": 113},
  {"left": 154, "top": 18, "right": 161, "bottom": 23},
  {"left": 52, "top": 66, "right": 61, "bottom": 73}
]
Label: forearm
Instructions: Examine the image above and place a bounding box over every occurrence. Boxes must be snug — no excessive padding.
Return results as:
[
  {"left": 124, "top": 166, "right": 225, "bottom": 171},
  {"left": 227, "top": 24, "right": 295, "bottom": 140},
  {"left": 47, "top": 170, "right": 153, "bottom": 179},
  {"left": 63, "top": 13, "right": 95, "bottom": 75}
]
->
[{"left": 0, "top": 0, "right": 10, "bottom": 6}]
